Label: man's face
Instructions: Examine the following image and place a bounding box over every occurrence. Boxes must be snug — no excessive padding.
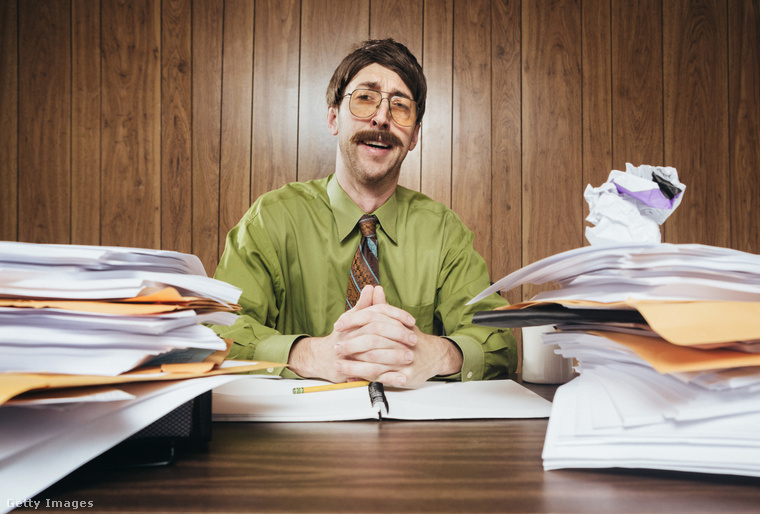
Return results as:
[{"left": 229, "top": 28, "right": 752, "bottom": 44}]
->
[{"left": 328, "top": 63, "right": 420, "bottom": 189}]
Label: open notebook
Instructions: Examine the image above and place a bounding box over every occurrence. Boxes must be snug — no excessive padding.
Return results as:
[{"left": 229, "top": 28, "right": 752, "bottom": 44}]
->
[{"left": 212, "top": 378, "right": 552, "bottom": 422}]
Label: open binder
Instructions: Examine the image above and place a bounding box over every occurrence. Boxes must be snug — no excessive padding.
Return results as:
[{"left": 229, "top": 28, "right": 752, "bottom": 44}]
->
[{"left": 212, "top": 377, "right": 552, "bottom": 422}]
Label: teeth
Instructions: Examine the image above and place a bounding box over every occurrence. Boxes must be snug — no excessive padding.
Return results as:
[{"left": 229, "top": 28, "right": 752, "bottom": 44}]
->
[{"left": 364, "top": 141, "right": 389, "bottom": 148}]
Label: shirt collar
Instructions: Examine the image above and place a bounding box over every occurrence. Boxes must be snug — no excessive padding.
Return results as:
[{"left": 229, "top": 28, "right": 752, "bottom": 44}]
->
[{"left": 327, "top": 174, "right": 399, "bottom": 244}]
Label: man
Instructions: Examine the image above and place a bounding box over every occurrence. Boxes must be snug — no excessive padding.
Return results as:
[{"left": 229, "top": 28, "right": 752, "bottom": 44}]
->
[{"left": 212, "top": 39, "right": 515, "bottom": 387}]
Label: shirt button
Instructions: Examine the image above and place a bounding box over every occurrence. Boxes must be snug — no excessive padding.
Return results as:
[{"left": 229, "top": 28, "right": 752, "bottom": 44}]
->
[
  {"left": 466, "top": 371, "right": 473, "bottom": 379},
  {"left": 267, "top": 367, "right": 274, "bottom": 373}
]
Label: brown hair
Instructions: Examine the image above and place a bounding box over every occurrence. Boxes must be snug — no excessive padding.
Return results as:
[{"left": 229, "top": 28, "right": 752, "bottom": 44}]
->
[{"left": 326, "top": 39, "right": 427, "bottom": 124}]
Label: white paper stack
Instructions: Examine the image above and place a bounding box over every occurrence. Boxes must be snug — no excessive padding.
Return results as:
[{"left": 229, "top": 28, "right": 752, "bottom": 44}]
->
[
  {"left": 0, "top": 241, "right": 240, "bottom": 305},
  {"left": 0, "top": 243, "right": 277, "bottom": 511},
  {"left": 473, "top": 242, "right": 760, "bottom": 478},
  {"left": 0, "top": 241, "right": 242, "bottom": 376},
  {"left": 470, "top": 242, "right": 760, "bottom": 305},
  {"left": 543, "top": 330, "right": 760, "bottom": 477}
]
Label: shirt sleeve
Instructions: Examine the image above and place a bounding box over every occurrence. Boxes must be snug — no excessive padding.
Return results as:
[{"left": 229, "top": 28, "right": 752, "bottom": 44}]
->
[
  {"left": 209, "top": 210, "right": 304, "bottom": 379},
  {"left": 434, "top": 215, "right": 517, "bottom": 381}
]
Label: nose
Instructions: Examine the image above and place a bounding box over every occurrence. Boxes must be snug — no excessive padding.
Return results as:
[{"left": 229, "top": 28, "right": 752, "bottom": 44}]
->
[{"left": 370, "top": 97, "right": 391, "bottom": 129}]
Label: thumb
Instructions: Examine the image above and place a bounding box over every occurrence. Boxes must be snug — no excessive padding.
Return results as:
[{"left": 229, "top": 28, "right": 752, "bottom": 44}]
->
[
  {"left": 354, "top": 284, "right": 375, "bottom": 310},
  {"left": 372, "top": 285, "right": 387, "bottom": 305},
  {"left": 334, "top": 285, "right": 375, "bottom": 331}
]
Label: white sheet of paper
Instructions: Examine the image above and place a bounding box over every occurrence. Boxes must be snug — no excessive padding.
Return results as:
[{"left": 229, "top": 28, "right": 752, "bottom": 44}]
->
[
  {"left": 0, "top": 323, "right": 226, "bottom": 375},
  {"left": 0, "top": 375, "right": 244, "bottom": 512},
  {"left": 0, "top": 269, "right": 241, "bottom": 306},
  {"left": 0, "top": 241, "right": 206, "bottom": 276},
  {"left": 0, "top": 307, "right": 236, "bottom": 335}
]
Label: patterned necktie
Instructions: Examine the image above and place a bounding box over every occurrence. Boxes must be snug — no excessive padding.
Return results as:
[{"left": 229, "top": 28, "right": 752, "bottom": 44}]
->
[{"left": 346, "top": 214, "right": 379, "bottom": 310}]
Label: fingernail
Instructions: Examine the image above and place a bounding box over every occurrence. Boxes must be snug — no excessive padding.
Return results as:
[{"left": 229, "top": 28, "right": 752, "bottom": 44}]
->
[
  {"left": 335, "top": 361, "right": 343, "bottom": 372},
  {"left": 396, "top": 375, "right": 407, "bottom": 386},
  {"left": 407, "top": 315, "right": 415, "bottom": 325},
  {"left": 405, "top": 351, "right": 413, "bottom": 363},
  {"left": 334, "top": 344, "right": 343, "bottom": 355},
  {"left": 334, "top": 320, "right": 344, "bottom": 331},
  {"left": 409, "top": 333, "right": 417, "bottom": 344}
]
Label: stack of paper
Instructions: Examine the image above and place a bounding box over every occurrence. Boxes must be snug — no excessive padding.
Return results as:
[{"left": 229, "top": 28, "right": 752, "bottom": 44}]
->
[
  {"left": 0, "top": 242, "right": 243, "bottom": 376},
  {"left": 0, "top": 242, "right": 285, "bottom": 510},
  {"left": 471, "top": 243, "right": 760, "bottom": 477}
]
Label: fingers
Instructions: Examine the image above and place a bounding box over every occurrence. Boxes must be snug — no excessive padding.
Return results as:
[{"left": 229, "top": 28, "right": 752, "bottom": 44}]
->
[
  {"left": 338, "top": 285, "right": 414, "bottom": 331},
  {"left": 329, "top": 286, "right": 423, "bottom": 387},
  {"left": 336, "top": 320, "right": 417, "bottom": 349},
  {"left": 333, "top": 334, "right": 416, "bottom": 387},
  {"left": 335, "top": 359, "right": 409, "bottom": 387},
  {"left": 336, "top": 343, "right": 414, "bottom": 366},
  {"left": 335, "top": 303, "right": 416, "bottom": 332}
]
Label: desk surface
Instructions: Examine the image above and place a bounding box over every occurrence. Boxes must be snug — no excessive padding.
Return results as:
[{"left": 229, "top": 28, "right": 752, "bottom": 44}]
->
[{"left": 30, "top": 383, "right": 760, "bottom": 513}]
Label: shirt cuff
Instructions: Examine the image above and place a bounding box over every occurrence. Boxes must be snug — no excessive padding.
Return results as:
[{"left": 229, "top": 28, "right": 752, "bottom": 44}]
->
[
  {"left": 439, "top": 335, "right": 484, "bottom": 381},
  {"left": 251, "top": 334, "right": 305, "bottom": 379}
]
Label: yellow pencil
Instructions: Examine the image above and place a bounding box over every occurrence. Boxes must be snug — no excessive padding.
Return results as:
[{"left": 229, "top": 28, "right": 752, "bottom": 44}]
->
[{"left": 292, "top": 381, "right": 370, "bottom": 394}]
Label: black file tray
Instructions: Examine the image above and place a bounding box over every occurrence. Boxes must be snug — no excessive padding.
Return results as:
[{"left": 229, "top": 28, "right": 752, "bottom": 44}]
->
[
  {"left": 85, "top": 391, "right": 212, "bottom": 469},
  {"left": 473, "top": 303, "right": 646, "bottom": 328}
]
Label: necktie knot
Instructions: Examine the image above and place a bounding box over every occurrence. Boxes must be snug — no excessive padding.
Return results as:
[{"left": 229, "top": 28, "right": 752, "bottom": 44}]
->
[{"left": 358, "top": 215, "right": 377, "bottom": 238}]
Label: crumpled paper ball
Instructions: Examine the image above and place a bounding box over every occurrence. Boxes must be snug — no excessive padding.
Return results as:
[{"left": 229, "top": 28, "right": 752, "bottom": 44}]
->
[{"left": 584, "top": 163, "right": 686, "bottom": 245}]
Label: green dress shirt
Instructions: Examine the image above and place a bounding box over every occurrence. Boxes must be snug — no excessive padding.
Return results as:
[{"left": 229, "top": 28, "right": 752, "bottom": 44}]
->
[{"left": 211, "top": 174, "right": 516, "bottom": 381}]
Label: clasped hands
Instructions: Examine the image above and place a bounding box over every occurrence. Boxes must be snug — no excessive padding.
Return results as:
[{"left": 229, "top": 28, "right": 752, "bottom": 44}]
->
[{"left": 288, "top": 285, "right": 462, "bottom": 387}]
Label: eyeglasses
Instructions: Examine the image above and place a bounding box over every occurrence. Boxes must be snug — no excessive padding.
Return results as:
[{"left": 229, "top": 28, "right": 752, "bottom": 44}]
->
[{"left": 343, "top": 88, "right": 418, "bottom": 127}]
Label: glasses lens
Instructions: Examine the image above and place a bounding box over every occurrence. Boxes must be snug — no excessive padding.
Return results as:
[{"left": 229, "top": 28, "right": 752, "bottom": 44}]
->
[
  {"left": 389, "top": 97, "right": 416, "bottom": 126},
  {"left": 349, "top": 90, "right": 382, "bottom": 118},
  {"left": 349, "top": 89, "right": 417, "bottom": 127}
]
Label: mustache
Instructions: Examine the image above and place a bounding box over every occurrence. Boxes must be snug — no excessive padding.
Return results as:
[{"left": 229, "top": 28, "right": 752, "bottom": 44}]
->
[{"left": 350, "top": 129, "right": 403, "bottom": 148}]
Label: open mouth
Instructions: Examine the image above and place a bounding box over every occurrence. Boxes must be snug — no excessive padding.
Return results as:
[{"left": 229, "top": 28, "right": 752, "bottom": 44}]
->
[
  {"left": 351, "top": 130, "right": 402, "bottom": 150},
  {"left": 363, "top": 140, "right": 391, "bottom": 149}
]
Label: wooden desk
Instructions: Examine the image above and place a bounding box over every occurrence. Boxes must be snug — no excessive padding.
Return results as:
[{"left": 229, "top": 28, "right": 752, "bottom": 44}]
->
[{"left": 29, "top": 383, "right": 760, "bottom": 513}]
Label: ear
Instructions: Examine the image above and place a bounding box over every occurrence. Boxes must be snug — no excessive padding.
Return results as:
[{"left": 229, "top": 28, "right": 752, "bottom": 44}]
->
[
  {"left": 408, "top": 123, "right": 421, "bottom": 152},
  {"left": 327, "top": 106, "right": 339, "bottom": 135}
]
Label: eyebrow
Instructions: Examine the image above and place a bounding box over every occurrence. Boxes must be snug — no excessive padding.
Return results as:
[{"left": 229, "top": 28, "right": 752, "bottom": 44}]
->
[{"left": 355, "top": 81, "right": 411, "bottom": 100}]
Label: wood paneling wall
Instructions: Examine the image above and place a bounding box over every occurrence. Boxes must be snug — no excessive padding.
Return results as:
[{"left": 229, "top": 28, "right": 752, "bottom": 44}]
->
[{"left": 1, "top": 0, "right": 759, "bottom": 306}]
